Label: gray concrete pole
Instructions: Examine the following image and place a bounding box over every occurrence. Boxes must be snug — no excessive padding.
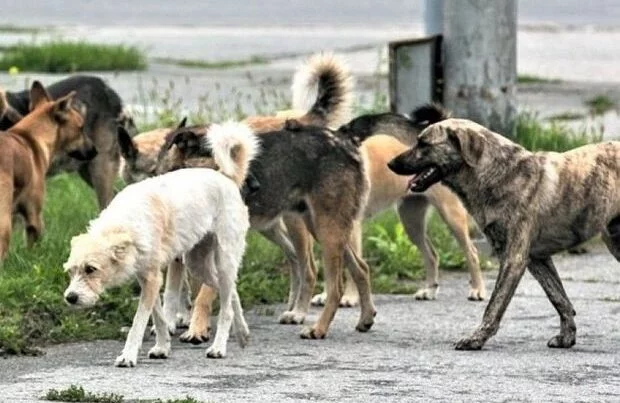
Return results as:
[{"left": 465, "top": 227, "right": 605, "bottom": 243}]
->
[
  {"left": 424, "top": 0, "right": 444, "bottom": 35},
  {"left": 443, "top": 0, "right": 518, "bottom": 136}
]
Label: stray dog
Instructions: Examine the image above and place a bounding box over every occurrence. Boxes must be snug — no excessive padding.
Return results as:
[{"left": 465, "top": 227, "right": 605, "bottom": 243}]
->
[
  {"left": 0, "top": 75, "right": 137, "bottom": 209},
  {"left": 63, "top": 122, "right": 258, "bottom": 366},
  {"left": 0, "top": 81, "right": 94, "bottom": 260},
  {"left": 159, "top": 118, "right": 374, "bottom": 340},
  {"left": 388, "top": 117, "right": 620, "bottom": 350},
  {"left": 311, "top": 104, "right": 485, "bottom": 306},
  {"left": 119, "top": 53, "right": 354, "bottom": 340}
]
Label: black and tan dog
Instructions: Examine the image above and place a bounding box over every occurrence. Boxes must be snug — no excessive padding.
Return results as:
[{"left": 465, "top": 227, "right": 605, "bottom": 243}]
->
[
  {"left": 388, "top": 116, "right": 620, "bottom": 350},
  {"left": 119, "top": 53, "right": 353, "bottom": 340},
  {"left": 0, "top": 75, "right": 136, "bottom": 209},
  {"left": 159, "top": 119, "right": 375, "bottom": 340},
  {"left": 0, "top": 81, "right": 95, "bottom": 260}
]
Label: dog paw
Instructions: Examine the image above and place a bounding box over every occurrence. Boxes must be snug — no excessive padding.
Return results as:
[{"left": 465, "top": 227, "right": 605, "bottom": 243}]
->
[
  {"left": 310, "top": 292, "right": 327, "bottom": 306},
  {"left": 455, "top": 336, "right": 485, "bottom": 350},
  {"left": 147, "top": 345, "right": 170, "bottom": 359},
  {"left": 205, "top": 345, "right": 226, "bottom": 359},
  {"left": 176, "top": 312, "right": 191, "bottom": 329},
  {"left": 114, "top": 353, "right": 137, "bottom": 367},
  {"left": 179, "top": 328, "right": 211, "bottom": 345},
  {"left": 467, "top": 287, "right": 486, "bottom": 301},
  {"left": 236, "top": 328, "right": 250, "bottom": 348},
  {"left": 300, "top": 325, "right": 326, "bottom": 340},
  {"left": 278, "top": 310, "right": 305, "bottom": 324},
  {"left": 547, "top": 334, "right": 576, "bottom": 348},
  {"left": 414, "top": 287, "right": 438, "bottom": 300},
  {"left": 339, "top": 294, "right": 359, "bottom": 307}
]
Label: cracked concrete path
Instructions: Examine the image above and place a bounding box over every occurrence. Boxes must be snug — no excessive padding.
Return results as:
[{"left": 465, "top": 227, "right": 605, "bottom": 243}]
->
[{"left": 2, "top": 245, "right": 620, "bottom": 402}]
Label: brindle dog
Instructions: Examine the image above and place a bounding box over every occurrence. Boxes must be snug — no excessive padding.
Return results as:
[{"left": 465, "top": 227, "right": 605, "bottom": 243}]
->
[{"left": 388, "top": 118, "right": 620, "bottom": 350}]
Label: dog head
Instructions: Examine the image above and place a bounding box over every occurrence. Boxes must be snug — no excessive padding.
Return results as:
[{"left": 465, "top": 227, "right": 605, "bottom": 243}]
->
[
  {"left": 26, "top": 81, "right": 96, "bottom": 161},
  {"left": 63, "top": 230, "right": 137, "bottom": 307},
  {"left": 156, "top": 121, "right": 261, "bottom": 193},
  {"left": 387, "top": 119, "right": 488, "bottom": 192},
  {"left": 119, "top": 118, "right": 187, "bottom": 184}
]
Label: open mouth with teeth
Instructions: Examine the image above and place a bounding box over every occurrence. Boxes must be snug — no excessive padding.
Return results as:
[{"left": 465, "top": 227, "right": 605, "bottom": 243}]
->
[{"left": 407, "top": 165, "right": 443, "bottom": 192}]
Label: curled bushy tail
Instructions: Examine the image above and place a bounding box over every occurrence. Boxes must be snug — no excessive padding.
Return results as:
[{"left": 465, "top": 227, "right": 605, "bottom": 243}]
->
[
  {"left": 203, "top": 121, "right": 260, "bottom": 187},
  {"left": 409, "top": 103, "right": 451, "bottom": 130},
  {"left": 292, "top": 52, "right": 354, "bottom": 129}
]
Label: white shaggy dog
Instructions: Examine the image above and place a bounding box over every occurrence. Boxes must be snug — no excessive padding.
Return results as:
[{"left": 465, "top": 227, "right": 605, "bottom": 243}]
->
[{"left": 63, "top": 122, "right": 259, "bottom": 367}]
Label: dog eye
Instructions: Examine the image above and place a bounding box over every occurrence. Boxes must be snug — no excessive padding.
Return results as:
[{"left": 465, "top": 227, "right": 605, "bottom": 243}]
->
[{"left": 84, "top": 265, "right": 97, "bottom": 275}]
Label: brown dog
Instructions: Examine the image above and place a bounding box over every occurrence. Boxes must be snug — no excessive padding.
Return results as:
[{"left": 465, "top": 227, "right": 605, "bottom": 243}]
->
[
  {"left": 0, "top": 82, "right": 95, "bottom": 260},
  {"left": 120, "top": 53, "right": 352, "bottom": 341}
]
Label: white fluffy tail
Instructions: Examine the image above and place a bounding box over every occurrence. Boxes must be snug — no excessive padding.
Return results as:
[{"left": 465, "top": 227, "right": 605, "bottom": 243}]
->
[
  {"left": 291, "top": 52, "right": 354, "bottom": 129},
  {"left": 203, "top": 121, "right": 260, "bottom": 187}
]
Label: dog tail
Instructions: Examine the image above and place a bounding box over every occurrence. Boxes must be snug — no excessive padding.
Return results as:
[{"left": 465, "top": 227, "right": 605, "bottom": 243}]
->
[
  {"left": 204, "top": 121, "right": 260, "bottom": 188},
  {"left": 292, "top": 52, "right": 354, "bottom": 129},
  {"left": 409, "top": 103, "right": 451, "bottom": 131}
]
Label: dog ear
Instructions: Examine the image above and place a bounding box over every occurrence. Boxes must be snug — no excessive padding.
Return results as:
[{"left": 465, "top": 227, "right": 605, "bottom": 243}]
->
[
  {"left": 29, "top": 80, "right": 53, "bottom": 110},
  {"left": 446, "top": 126, "right": 485, "bottom": 168},
  {"left": 108, "top": 232, "right": 134, "bottom": 262},
  {"left": 177, "top": 117, "right": 188, "bottom": 129},
  {"left": 52, "top": 91, "right": 78, "bottom": 122},
  {"left": 117, "top": 126, "right": 137, "bottom": 160}
]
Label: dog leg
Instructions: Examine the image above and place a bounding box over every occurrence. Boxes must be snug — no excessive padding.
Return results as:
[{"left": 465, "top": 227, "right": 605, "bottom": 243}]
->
[
  {"left": 22, "top": 194, "right": 44, "bottom": 248},
  {"left": 88, "top": 124, "right": 119, "bottom": 209},
  {"left": 340, "top": 221, "right": 362, "bottom": 307},
  {"left": 431, "top": 190, "right": 485, "bottom": 301},
  {"left": 311, "top": 223, "right": 361, "bottom": 308},
  {"left": 147, "top": 294, "right": 172, "bottom": 359},
  {"left": 115, "top": 271, "right": 161, "bottom": 367},
  {"left": 528, "top": 258, "right": 576, "bottom": 348},
  {"left": 231, "top": 289, "right": 250, "bottom": 348},
  {"left": 204, "top": 246, "right": 239, "bottom": 359},
  {"left": 286, "top": 215, "right": 318, "bottom": 322},
  {"left": 301, "top": 221, "right": 345, "bottom": 339},
  {"left": 344, "top": 244, "right": 376, "bottom": 332},
  {"left": 398, "top": 195, "right": 439, "bottom": 300},
  {"left": 180, "top": 236, "right": 217, "bottom": 344},
  {"left": 180, "top": 284, "right": 216, "bottom": 344},
  {"left": 261, "top": 221, "right": 300, "bottom": 311},
  {"left": 162, "top": 257, "right": 184, "bottom": 334},
  {"left": 455, "top": 226, "right": 529, "bottom": 350},
  {"left": 0, "top": 186, "right": 12, "bottom": 260}
]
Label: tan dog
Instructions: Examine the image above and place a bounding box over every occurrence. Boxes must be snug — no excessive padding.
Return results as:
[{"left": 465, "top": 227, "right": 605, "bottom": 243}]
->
[{"left": 0, "top": 82, "right": 94, "bottom": 260}]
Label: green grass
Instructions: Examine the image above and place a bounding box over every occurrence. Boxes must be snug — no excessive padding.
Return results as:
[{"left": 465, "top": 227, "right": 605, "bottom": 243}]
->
[
  {"left": 546, "top": 111, "right": 586, "bottom": 122},
  {"left": 517, "top": 74, "right": 562, "bottom": 84},
  {"left": 584, "top": 94, "right": 617, "bottom": 116},
  {"left": 44, "top": 385, "right": 123, "bottom": 403},
  {"left": 44, "top": 385, "right": 201, "bottom": 403},
  {"left": 515, "top": 111, "right": 602, "bottom": 152},
  {"left": 154, "top": 56, "right": 267, "bottom": 70},
  {"left": 0, "top": 24, "right": 47, "bottom": 34},
  {"left": 0, "top": 41, "right": 147, "bottom": 73}
]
